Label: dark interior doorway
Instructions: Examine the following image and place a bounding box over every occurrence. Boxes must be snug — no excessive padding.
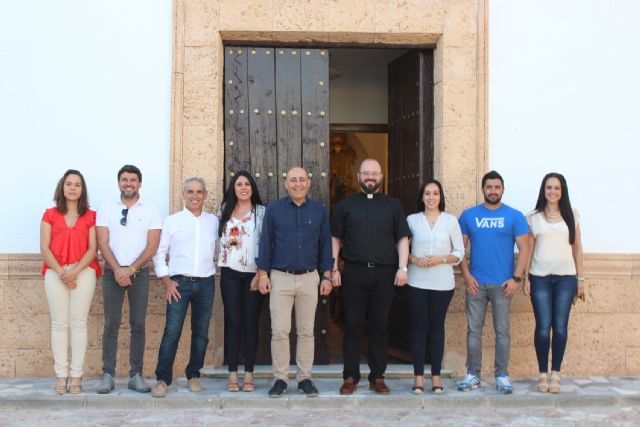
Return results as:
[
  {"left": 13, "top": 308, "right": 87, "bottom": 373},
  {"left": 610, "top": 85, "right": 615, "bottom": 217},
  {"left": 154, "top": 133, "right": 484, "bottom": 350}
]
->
[{"left": 222, "top": 45, "right": 434, "bottom": 366}]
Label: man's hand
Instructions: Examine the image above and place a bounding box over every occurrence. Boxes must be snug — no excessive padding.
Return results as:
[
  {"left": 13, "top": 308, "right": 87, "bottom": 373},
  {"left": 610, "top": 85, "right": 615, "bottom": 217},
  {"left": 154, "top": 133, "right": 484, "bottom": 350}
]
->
[
  {"left": 394, "top": 269, "right": 408, "bottom": 287},
  {"left": 163, "top": 278, "right": 181, "bottom": 303},
  {"left": 331, "top": 270, "right": 342, "bottom": 287},
  {"left": 320, "top": 279, "right": 332, "bottom": 296},
  {"left": 258, "top": 276, "right": 272, "bottom": 295},
  {"left": 115, "top": 267, "right": 133, "bottom": 287},
  {"left": 501, "top": 278, "right": 520, "bottom": 298},
  {"left": 464, "top": 273, "right": 480, "bottom": 295}
]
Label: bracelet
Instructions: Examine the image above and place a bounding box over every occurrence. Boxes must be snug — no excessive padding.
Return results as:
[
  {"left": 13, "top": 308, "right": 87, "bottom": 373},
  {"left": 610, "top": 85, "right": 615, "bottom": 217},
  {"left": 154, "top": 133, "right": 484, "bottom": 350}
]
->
[
  {"left": 256, "top": 274, "right": 268, "bottom": 279},
  {"left": 577, "top": 276, "right": 585, "bottom": 281},
  {"left": 129, "top": 266, "right": 138, "bottom": 274},
  {"left": 321, "top": 276, "right": 332, "bottom": 282}
]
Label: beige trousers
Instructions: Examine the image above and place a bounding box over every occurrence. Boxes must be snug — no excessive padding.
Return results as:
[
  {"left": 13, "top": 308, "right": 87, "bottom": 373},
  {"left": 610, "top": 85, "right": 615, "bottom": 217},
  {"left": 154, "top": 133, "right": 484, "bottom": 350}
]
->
[
  {"left": 44, "top": 265, "right": 96, "bottom": 378},
  {"left": 269, "top": 270, "right": 318, "bottom": 382}
]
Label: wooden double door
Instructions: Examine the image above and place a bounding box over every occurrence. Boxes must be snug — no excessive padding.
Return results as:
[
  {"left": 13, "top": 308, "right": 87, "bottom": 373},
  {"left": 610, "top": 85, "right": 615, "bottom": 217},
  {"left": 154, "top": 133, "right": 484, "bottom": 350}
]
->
[{"left": 223, "top": 46, "right": 434, "bottom": 365}]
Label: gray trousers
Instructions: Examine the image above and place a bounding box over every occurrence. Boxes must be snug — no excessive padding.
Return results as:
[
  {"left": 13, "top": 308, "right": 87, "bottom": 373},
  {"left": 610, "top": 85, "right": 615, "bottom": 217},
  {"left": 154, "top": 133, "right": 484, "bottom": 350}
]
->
[
  {"left": 465, "top": 284, "right": 512, "bottom": 377},
  {"left": 101, "top": 266, "right": 149, "bottom": 377}
]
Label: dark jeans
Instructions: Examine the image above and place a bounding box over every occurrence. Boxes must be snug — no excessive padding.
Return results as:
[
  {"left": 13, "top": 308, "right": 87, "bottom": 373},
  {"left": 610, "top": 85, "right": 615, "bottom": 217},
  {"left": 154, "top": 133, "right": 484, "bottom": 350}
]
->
[
  {"left": 529, "top": 274, "right": 577, "bottom": 373},
  {"left": 155, "top": 275, "right": 215, "bottom": 385},
  {"left": 407, "top": 286, "right": 454, "bottom": 376},
  {"left": 341, "top": 263, "right": 396, "bottom": 383},
  {"left": 220, "top": 267, "right": 264, "bottom": 372},
  {"left": 102, "top": 266, "right": 149, "bottom": 377}
]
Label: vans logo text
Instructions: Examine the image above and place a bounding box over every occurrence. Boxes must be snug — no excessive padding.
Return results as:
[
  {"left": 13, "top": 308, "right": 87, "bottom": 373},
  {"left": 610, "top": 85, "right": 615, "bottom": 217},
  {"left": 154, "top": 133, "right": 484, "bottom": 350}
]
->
[{"left": 475, "top": 217, "right": 505, "bottom": 228}]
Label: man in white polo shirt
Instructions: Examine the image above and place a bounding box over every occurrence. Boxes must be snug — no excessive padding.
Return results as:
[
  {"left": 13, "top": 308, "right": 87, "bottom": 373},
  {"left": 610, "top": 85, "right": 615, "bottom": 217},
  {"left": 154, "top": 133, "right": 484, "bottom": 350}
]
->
[
  {"left": 150, "top": 177, "right": 218, "bottom": 397},
  {"left": 96, "top": 165, "right": 162, "bottom": 394}
]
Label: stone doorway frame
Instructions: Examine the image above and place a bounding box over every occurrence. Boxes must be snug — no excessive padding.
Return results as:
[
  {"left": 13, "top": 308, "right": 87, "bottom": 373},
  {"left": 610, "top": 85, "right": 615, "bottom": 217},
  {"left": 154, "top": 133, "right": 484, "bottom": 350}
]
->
[{"left": 170, "top": 0, "right": 489, "bottom": 368}]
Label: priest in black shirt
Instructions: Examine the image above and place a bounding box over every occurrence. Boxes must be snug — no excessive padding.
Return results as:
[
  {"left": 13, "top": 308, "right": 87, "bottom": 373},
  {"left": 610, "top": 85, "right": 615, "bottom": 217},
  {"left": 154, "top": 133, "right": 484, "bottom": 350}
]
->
[{"left": 330, "top": 158, "right": 411, "bottom": 395}]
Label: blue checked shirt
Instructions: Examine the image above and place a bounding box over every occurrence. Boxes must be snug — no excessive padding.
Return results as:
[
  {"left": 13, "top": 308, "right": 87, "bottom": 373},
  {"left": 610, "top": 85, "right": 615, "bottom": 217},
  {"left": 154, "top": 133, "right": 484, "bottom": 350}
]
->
[{"left": 256, "top": 196, "right": 333, "bottom": 273}]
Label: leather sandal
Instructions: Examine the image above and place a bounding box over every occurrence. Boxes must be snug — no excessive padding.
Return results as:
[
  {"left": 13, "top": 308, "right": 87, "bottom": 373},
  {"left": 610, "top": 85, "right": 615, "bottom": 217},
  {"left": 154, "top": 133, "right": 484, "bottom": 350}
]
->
[
  {"left": 242, "top": 372, "right": 255, "bottom": 392},
  {"left": 227, "top": 372, "right": 240, "bottom": 392},
  {"left": 549, "top": 371, "right": 560, "bottom": 394},
  {"left": 537, "top": 373, "right": 549, "bottom": 393},
  {"left": 54, "top": 377, "right": 67, "bottom": 395},
  {"left": 68, "top": 377, "right": 82, "bottom": 394}
]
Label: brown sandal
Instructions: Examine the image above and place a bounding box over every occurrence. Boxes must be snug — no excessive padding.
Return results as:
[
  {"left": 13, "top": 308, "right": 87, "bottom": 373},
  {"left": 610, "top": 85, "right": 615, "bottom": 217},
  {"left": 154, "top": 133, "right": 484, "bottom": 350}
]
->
[
  {"left": 68, "top": 377, "right": 83, "bottom": 394},
  {"left": 227, "top": 372, "right": 240, "bottom": 392},
  {"left": 537, "top": 373, "right": 548, "bottom": 393},
  {"left": 549, "top": 371, "right": 560, "bottom": 394},
  {"left": 54, "top": 377, "right": 68, "bottom": 395},
  {"left": 242, "top": 372, "right": 255, "bottom": 392}
]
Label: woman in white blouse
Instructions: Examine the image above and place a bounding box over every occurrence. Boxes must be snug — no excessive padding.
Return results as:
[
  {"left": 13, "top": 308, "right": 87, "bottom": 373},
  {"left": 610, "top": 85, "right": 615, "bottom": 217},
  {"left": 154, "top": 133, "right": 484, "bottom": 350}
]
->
[
  {"left": 525, "top": 172, "right": 584, "bottom": 393},
  {"left": 406, "top": 180, "right": 464, "bottom": 394},
  {"left": 218, "top": 171, "right": 265, "bottom": 392}
]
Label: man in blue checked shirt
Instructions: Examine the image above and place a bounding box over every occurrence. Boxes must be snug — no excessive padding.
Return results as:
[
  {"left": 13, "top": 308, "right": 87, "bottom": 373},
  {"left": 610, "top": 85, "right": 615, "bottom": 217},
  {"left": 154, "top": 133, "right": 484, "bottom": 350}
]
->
[{"left": 256, "top": 166, "right": 333, "bottom": 399}]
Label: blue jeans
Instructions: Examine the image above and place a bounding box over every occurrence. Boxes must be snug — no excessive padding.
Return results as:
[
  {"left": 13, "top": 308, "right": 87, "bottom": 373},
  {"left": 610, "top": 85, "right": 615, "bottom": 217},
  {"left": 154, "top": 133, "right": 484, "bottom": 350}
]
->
[
  {"left": 465, "top": 284, "right": 512, "bottom": 377},
  {"left": 155, "top": 275, "right": 215, "bottom": 385},
  {"left": 529, "top": 274, "right": 577, "bottom": 373}
]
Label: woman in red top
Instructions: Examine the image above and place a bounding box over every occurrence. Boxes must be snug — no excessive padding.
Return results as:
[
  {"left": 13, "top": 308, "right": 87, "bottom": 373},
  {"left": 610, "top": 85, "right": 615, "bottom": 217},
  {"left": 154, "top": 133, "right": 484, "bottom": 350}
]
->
[{"left": 40, "top": 169, "right": 101, "bottom": 395}]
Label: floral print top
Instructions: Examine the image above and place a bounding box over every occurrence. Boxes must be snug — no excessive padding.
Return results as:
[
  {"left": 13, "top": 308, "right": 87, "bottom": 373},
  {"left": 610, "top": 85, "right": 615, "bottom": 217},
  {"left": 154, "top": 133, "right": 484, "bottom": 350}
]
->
[{"left": 218, "top": 205, "right": 265, "bottom": 273}]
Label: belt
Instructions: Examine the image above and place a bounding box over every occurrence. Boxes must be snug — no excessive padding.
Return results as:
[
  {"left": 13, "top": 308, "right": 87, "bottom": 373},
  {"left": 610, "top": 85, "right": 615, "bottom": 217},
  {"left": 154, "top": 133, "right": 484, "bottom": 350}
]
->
[
  {"left": 171, "top": 274, "right": 210, "bottom": 281},
  {"left": 273, "top": 269, "right": 315, "bottom": 275},
  {"left": 346, "top": 261, "right": 395, "bottom": 269}
]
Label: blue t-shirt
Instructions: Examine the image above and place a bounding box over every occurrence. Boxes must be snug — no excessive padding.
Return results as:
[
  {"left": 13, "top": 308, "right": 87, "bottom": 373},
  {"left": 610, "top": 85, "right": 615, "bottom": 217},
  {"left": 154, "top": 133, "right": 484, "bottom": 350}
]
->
[{"left": 458, "top": 203, "right": 529, "bottom": 285}]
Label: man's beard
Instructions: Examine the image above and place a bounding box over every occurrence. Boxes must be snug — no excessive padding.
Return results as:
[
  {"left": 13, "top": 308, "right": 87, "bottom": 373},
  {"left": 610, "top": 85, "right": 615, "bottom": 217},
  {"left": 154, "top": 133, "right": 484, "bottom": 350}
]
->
[
  {"left": 483, "top": 194, "right": 502, "bottom": 205},
  {"left": 121, "top": 189, "right": 139, "bottom": 200},
  {"left": 360, "top": 179, "right": 381, "bottom": 194}
]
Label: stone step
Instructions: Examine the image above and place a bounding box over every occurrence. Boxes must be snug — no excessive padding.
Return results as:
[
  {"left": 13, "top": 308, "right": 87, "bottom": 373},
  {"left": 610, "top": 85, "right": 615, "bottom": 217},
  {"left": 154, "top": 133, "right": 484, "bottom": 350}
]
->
[{"left": 201, "top": 364, "right": 453, "bottom": 379}]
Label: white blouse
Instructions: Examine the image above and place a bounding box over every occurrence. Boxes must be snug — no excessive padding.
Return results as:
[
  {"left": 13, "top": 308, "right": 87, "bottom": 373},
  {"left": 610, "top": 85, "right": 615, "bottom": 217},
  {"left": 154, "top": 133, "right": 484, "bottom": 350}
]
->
[
  {"left": 218, "top": 205, "right": 265, "bottom": 273},
  {"left": 527, "top": 209, "right": 579, "bottom": 276},
  {"left": 407, "top": 212, "right": 465, "bottom": 291}
]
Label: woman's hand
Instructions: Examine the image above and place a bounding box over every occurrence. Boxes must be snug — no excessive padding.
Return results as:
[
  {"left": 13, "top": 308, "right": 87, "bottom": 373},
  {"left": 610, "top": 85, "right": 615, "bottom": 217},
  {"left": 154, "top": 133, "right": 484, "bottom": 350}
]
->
[
  {"left": 250, "top": 275, "right": 259, "bottom": 292},
  {"left": 576, "top": 281, "right": 585, "bottom": 298}
]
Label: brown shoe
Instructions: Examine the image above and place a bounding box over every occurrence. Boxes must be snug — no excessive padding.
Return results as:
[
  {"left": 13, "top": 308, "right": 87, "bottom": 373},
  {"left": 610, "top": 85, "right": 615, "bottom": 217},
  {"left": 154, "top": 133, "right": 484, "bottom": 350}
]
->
[
  {"left": 151, "top": 380, "right": 168, "bottom": 398},
  {"left": 369, "top": 378, "right": 390, "bottom": 394},
  {"left": 339, "top": 378, "right": 358, "bottom": 395},
  {"left": 187, "top": 377, "right": 204, "bottom": 393}
]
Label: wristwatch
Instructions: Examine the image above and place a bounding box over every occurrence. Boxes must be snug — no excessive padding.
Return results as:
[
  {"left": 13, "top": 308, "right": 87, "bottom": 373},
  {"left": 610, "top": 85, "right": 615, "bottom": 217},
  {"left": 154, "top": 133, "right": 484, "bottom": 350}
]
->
[
  {"left": 512, "top": 275, "right": 523, "bottom": 283},
  {"left": 441, "top": 256, "right": 447, "bottom": 264},
  {"left": 399, "top": 266, "right": 408, "bottom": 273}
]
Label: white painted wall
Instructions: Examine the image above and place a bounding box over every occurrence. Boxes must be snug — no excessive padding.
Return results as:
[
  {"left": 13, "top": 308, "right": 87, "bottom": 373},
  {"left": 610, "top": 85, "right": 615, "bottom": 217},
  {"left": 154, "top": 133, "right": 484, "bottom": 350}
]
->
[
  {"left": 0, "top": 1, "right": 172, "bottom": 252},
  {"left": 489, "top": 0, "right": 639, "bottom": 253}
]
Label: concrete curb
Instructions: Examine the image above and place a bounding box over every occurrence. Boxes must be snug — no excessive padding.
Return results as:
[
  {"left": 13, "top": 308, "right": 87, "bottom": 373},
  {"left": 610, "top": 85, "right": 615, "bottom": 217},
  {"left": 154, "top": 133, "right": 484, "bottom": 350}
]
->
[{"left": 1, "top": 392, "right": 638, "bottom": 411}]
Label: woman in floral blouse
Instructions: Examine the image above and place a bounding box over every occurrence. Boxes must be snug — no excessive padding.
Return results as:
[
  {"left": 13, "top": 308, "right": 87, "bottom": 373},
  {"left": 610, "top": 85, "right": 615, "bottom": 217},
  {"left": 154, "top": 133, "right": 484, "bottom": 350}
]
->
[{"left": 218, "top": 171, "right": 265, "bottom": 392}]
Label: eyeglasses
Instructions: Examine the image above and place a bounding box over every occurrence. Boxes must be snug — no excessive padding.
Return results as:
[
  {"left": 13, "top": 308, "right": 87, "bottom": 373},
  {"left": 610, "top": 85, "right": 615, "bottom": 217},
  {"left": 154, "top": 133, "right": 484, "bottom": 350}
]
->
[
  {"left": 358, "top": 171, "right": 382, "bottom": 177},
  {"left": 120, "top": 208, "right": 129, "bottom": 226}
]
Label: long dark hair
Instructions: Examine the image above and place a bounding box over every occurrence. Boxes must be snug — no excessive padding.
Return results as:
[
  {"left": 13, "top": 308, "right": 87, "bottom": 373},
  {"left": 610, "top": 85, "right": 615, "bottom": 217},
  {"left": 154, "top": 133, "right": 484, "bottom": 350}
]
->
[
  {"left": 534, "top": 172, "right": 576, "bottom": 244},
  {"left": 54, "top": 169, "right": 89, "bottom": 216},
  {"left": 416, "top": 179, "right": 446, "bottom": 213},
  {"left": 218, "top": 171, "right": 263, "bottom": 237}
]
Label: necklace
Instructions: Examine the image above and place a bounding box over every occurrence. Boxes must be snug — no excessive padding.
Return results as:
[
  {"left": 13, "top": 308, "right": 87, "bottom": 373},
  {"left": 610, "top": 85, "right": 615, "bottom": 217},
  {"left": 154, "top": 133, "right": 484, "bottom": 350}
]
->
[{"left": 545, "top": 209, "right": 561, "bottom": 218}]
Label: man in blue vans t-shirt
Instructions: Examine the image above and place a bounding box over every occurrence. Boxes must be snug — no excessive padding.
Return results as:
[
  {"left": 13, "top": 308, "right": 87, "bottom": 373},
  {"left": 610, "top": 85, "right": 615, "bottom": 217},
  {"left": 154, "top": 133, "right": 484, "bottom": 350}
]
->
[{"left": 456, "top": 170, "right": 530, "bottom": 394}]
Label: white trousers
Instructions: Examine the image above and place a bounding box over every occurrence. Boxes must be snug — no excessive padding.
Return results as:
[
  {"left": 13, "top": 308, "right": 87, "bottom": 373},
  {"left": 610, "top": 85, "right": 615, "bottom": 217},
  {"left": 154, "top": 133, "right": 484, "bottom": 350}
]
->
[{"left": 44, "top": 265, "right": 96, "bottom": 378}]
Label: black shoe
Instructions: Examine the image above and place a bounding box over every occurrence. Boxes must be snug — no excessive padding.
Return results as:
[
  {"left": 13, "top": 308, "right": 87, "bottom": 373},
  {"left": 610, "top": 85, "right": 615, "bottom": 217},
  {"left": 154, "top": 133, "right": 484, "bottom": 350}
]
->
[
  {"left": 268, "top": 379, "right": 288, "bottom": 398},
  {"left": 297, "top": 379, "right": 319, "bottom": 397}
]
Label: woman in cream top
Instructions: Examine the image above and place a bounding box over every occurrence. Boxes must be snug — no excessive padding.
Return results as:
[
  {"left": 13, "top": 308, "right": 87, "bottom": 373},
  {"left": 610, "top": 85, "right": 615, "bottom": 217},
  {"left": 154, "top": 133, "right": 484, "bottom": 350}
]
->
[
  {"left": 525, "top": 172, "right": 584, "bottom": 394},
  {"left": 406, "top": 180, "right": 464, "bottom": 394},
  {"left": 218, "top": 171, "right": 265, "bottom": 392}
]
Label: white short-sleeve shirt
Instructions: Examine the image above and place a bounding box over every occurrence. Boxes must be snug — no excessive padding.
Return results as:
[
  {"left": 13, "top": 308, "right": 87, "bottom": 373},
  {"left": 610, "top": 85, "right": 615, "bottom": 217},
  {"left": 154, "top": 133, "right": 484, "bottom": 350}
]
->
[
  {"left": 96, "top": 197, "right": 162, "bottom": 266},
  {"left": 407, "top": 212, "right": 465, "bottom": 291},
  {"left": 527, "top": 209, "right": 579, "bottom": 276}
]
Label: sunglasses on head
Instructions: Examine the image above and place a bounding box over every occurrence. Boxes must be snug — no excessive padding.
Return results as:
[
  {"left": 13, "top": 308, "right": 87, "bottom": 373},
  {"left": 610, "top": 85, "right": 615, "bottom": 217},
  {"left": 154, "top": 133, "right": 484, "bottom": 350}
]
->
[{"left": 120, "top": 208, "right": 129, "bottom": 226}]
